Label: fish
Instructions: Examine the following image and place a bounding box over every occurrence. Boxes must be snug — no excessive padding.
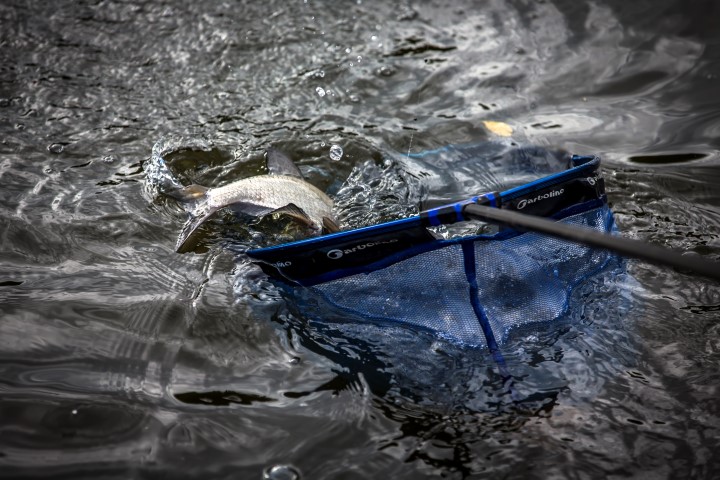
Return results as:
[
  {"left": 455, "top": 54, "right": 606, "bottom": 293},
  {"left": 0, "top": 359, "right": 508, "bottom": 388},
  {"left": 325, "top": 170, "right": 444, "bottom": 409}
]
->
[{"left": 170, "top": 148, "right": 339, "bottom": 253}]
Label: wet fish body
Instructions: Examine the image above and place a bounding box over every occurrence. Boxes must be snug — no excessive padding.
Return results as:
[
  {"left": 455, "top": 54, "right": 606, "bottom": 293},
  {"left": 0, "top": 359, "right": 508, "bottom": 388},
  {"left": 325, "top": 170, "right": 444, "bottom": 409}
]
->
[
  {"left": 204, "top": 175, "right": 333, "bottom": 222},
  {"left": 173, "top": 149, "right": 337, "bottom": 253}
]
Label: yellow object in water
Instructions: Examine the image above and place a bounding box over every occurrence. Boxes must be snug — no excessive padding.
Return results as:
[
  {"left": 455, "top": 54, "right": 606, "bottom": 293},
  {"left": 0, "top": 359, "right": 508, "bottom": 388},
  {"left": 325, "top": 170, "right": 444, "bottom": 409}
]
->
[{"left": 483, "top": 120, "right": 513, "bottom": 137}]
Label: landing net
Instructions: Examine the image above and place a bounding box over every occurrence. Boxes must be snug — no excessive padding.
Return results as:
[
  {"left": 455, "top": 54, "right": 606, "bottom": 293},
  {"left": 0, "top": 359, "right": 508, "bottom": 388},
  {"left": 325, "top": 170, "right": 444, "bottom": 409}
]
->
[{"left": 247, "top": 147, "right": 616, "bottom": 348}]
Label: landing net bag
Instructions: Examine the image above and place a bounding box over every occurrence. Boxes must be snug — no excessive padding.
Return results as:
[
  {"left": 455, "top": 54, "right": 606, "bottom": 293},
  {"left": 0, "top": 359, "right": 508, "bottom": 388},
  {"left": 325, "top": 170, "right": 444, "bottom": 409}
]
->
[{"left": 247, "top": 149, "right": 616, "bottom": 348}]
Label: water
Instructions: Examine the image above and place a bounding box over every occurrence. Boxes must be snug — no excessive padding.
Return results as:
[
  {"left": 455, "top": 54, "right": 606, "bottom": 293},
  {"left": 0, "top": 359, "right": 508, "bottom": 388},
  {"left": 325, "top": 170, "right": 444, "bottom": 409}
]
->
[{"left": 1, "top": 0, "right": 719, "bottom": 478}]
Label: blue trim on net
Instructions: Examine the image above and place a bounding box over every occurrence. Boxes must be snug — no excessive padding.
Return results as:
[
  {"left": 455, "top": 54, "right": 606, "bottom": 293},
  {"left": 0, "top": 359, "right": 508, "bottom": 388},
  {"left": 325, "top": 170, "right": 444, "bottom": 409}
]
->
[
  {"left": 487, "top": 192, "right": 498, "bottom": 208},
  {"left": 461, "top": 242, "right": 505, "bottom": 365},
  {"left": 499, "top": 156, "right": 598, "bottom": 202},
  {"left": 296, "top": 198, "right": 608, "bottom": 286},
  {"left": 454, "top": 202, "right": 464, "bottom": 223},
  {"left": 250, "top": 215, "right": 422, "bottom": 254}
]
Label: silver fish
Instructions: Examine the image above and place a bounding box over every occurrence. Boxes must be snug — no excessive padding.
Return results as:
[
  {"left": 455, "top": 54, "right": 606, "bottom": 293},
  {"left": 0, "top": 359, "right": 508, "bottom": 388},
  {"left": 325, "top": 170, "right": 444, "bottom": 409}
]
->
[{"left": 171, "top": 148, "right": 338, "bottom": 253}]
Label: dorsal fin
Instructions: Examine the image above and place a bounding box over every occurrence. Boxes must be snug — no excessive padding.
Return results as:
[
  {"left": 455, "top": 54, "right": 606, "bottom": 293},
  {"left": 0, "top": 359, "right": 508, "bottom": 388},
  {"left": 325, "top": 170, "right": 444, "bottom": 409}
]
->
[{"left": 266, "top": 148, "right": 304, "bottom": 178}]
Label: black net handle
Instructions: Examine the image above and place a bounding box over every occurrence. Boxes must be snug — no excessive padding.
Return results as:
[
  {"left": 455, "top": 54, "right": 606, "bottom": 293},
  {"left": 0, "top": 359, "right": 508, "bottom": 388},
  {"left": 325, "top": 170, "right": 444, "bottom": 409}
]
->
[{"left": 463, "top": 203, "right": 720, "bottom": 282}]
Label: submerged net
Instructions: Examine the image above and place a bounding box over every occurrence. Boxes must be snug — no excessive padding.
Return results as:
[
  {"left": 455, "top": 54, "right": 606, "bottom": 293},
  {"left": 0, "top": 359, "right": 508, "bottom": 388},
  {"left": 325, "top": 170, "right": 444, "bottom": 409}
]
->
[{"left": 308, "top": 205, "right": 615, "bottom": 347}]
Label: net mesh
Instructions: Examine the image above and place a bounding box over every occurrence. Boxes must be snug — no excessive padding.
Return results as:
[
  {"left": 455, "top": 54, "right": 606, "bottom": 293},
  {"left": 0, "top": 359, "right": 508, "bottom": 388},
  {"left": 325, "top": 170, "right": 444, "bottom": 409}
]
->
[{"left": 307, "top": 205, "right": 615, "bottom": 347}]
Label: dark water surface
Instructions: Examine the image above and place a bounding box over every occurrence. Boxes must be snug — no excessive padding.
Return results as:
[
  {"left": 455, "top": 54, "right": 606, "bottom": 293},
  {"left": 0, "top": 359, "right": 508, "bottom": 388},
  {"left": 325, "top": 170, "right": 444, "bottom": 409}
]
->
[{"left": 2, "top": 0, "right": 720, "bottom": 478}]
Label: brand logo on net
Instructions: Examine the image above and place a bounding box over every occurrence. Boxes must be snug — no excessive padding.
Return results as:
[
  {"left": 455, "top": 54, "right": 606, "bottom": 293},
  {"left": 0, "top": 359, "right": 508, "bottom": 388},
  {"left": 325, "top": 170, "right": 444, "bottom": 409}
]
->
[
  {"left": 326, "top": 239, "right": 399, "bottom": 260},
  {"left": 517, "top": 189, "right": 564, "bottom": 210}
]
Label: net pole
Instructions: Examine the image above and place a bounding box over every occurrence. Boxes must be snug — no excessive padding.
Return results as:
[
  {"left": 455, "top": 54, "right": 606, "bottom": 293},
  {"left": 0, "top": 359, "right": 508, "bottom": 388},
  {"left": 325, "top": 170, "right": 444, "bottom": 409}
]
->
[{"left": 463, "top": 204, "right": 720, "bottom": 282}]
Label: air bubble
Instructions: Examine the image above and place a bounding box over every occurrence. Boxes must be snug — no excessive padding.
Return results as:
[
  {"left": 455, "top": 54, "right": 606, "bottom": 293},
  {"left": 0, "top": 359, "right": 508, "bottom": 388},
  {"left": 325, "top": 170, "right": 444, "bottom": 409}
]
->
[
  {"left": 48, "top": 143, "right": 64, "bottom": 154},
  {"left": 316, "top": 87, "right": 326, "bottom": 97},
  {"left": 262, "top": 465, "right": 300, "bottom": 480},
  {"left": 377, "top": 66, "right": 395, "bottom": 77},
  {"left": 329, "top": 144, "right": 343, "bottom": 161}
]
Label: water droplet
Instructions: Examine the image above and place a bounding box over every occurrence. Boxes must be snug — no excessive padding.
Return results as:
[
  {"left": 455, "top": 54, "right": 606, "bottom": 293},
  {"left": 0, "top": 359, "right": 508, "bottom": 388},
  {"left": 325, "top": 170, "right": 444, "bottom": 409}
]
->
[
  {"left": 398, "top": 6, "right": 418, "bottom": 21},
  {"left": 71, "top": 409, "right": 78, "bottom": 415},
  {"left": 315, "top": 87, "right": 326, "bottom": 97},
  {"left": 370, "top": 35, "right": 378, "bottom": 41},
  {"left": 357, "top": 55, "right": 362, "bottom": 62},
  {"left": 48, "top": 143, "right": 64, "bottom": 154},
  {"left": 377, "top": 65, "right": 395, "bottom": 77},
  {"left": 345, "top": 47, "right": 352, "bottom": 54},
  {"left": 349, "top": 94, "right": 360, "bottom": 103},
  {"left": 262, "top": 465, "right": 300, "bottom": 480},
  {"left": 289, "top": 356, "right": 301, "bottom": 365},
  {"left": 102, "top": 155, "right": 116, "bottom": 163},
  {"left": 329, "top": 144, "right": 343, "bottom": 161},
  {"left": 320, "top": 141, "right": 326, "bottom": 147}
]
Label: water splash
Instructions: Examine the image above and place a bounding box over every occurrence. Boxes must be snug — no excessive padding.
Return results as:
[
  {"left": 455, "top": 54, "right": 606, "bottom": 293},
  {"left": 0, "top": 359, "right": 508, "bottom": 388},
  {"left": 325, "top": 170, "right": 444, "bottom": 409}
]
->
[
  {"left": 333, "top": 158, "right": 424, "bottom": 228},
  {"left": 144, "top": 135, "right": 214, "bottom": 199}
]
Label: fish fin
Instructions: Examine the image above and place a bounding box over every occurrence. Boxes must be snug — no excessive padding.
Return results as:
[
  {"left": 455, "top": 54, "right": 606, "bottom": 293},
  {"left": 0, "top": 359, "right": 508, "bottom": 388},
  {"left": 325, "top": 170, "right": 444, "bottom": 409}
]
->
[
  {"left": 270, "top": 203, "right": 315, "bottom": 228},
  {"left": 266, "top": 148, "right": 304, "bottom": 178},
  {"left": 175, "top": 200, "right": 221, "bottom": 253},
  {"left": 322, "top": 216, "right": 340, "bottom": 234}
]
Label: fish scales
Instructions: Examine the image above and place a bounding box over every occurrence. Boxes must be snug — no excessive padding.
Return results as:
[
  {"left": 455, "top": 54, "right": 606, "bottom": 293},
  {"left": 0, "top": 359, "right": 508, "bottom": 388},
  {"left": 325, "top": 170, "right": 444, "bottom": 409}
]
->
[{"left": 207, "top": 175, "right": 333, "bottom": 226}]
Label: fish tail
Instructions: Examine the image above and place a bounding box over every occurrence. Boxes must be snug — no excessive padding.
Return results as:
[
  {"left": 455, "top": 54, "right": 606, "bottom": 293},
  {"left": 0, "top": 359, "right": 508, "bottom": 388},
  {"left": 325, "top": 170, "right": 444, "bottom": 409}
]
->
[{"left": 173, "top": 186, "right": 219, "bottom": 253}]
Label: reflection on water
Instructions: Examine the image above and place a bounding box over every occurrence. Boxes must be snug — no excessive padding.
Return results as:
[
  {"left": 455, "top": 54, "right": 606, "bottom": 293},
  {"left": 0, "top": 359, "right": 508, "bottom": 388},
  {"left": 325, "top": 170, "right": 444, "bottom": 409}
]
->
[{"left": 1, "top": 0, "right": 720, "bottom": 477}]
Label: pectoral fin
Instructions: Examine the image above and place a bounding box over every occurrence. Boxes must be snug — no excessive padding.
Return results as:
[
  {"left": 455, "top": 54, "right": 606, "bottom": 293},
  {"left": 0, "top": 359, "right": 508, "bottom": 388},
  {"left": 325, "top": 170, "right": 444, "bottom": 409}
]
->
[
  {"left": 271, "top": 203, "right": 315, "bottom": 229},
  {"left": 322, "top": 216, "right": 340, "bottom": 234}
]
